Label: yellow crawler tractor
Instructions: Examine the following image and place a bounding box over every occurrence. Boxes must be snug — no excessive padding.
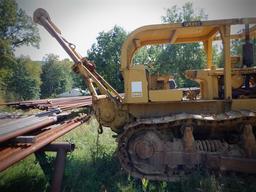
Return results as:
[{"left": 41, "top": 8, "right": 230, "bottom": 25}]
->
[{"left": 34, "top": 8, "right": 256, "bottom": 180}]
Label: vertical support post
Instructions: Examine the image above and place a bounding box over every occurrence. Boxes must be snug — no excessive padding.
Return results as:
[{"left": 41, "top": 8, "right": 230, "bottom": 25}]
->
[
  {"left": 242, "top": 124, "right": 256, "bottom": 157},
  {"left": 243, "top": 23, "right": 253, "bottom": 89},
  {"left": 35, "top": 142, "right": 75, "bottom": 192},
  {"left": 182, "top": 126, "right": 194, "bottom": 152},
  {"left": 50, "top": 149, "right": 66, "bottom": 192},
  {"left": 220, "top": 25, "right": 232, "bottom": 99},
  {"left": 203, "top": 38, "right": 213, "bottom": 69}
]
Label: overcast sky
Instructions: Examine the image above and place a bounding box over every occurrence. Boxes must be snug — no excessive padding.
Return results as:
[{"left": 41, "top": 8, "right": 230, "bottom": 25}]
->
[{"left": 15, "top": 0, "right": 256, "bottom": 60}]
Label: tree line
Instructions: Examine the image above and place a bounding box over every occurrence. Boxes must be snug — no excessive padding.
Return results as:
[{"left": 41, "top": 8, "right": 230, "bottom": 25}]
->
[
  {"left": 1, "top": 0, "right": 253, "bottom": 102},
  {"left": 0, "top": 0, "right": 82, "bottom": 101}
]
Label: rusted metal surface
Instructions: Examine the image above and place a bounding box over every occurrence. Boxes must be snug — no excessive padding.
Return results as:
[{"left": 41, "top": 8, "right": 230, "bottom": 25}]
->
[
  {"left": 36, "top": 142, "right": 75, "bottom": 192},
  {"left": 207, "top": 155, "right": 256, "bottom": 174},
  {"left": 2, "top": 96, "right": 92, "bottom": 110},
  {"left": 0, "top": 95, "right": 90, "bottom": 191},
  {"left": 51, "top": 148, "right": 66, "bottom": 192},
  {"left": 14, "top": 136, "right": 37, "bottom": 143},
  {"left": 42, "top": 142, "right": 75, "bottom": 152},
  {"left": 0, "top": 114, "right": 58, "bottom": 143},
  {"left": 118, "top": 110, "right": 256, "bottom": 181},
  {"left": 0, "top": 115, "right": 90, "bottom": 172},
  {"left": 51, "top": 145, "right": 71, "bottom": 192},
  {"left": 0, "top": 96, "right": 92, "bottom": 143}
]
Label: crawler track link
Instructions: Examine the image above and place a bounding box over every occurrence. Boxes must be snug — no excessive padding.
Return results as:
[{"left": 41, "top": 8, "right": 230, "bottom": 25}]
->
[{"left": 118, "top": 110, "right": 256, "bottom": 181}]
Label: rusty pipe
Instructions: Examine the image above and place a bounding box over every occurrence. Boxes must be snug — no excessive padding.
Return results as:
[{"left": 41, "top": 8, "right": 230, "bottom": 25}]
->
[
  {"left": 38, "top": 142, "right": 75, "bottom": 192},
  {"left": 51, "top": 149, "right": 66, "bottom": 192},
  {"left": 0, "top": 116, "right": 57, "bottom": 143},
  {"left": 4, "top": 96, "right": 92, "bottom": 110},
  {"left": 0, "top": 116, "right": 88, "bottom": 171},
  {"left": 42, "top": 142, "right": 75, "bottom": 152}
]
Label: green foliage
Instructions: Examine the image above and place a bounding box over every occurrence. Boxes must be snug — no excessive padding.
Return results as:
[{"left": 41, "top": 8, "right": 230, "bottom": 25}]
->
[
  {"left": 141, "top": 177, "right": 149, "bottom": 191},
  {"left": 157, "top": 43, "right": 205, "bottom": 87},
  {"left": 40, "top": 54, "right": 73, "bottom": 98},
  {"left": 0, "top": 0, "right": 41, "bottom": 101},
  {"left": 161, "top": 2, "right": 207, "bottom": 23},
  {"left": 133, "top": 45, "right": 163, "bottom": 73},
  {"left": 71, "top": 70, "right": 87, "bottom": 90},
  {"left": 0, "top": 156, "right": 47, "bottom": 192},
  {"left": 0, "top": 53, "right": 41, "bottom": 101},
  {"left": 0, "top": 0, "right": 40, "bottom": 49},
  {"left": 87, "top": 26, "right": 127, "bottom": 92},
  {"left": 1, "top": 117, "right": 256, "bottom": 192},
  {"left": 7, "top": 56, "right": 42, "bottom": 100},
  {"left": 0, "top": 0, "right": 17, "bottom": 35},
  {"left": 0, "top": 38, "right": 15, "bottom": 100},
  {"left": 134, "top": 2, "right": 207, "bottom": 87}
]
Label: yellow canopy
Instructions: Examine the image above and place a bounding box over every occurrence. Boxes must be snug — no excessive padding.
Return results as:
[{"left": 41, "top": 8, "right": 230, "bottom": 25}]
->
[{"left": 121, "top": 17, "right": 256, "bottom": 70}]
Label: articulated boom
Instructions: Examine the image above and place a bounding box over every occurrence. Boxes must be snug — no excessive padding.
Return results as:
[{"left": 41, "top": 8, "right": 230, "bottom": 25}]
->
[{"left": 33, "top": 8, "right": 122, "bottom": 105}]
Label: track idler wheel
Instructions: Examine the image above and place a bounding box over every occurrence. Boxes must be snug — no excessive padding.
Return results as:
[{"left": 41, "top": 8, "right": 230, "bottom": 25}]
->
[{"left": 128, "top": 130, "right": 165, "bottom": 175}]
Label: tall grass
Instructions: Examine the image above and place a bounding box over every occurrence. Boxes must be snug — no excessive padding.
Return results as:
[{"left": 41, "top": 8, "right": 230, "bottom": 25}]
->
[{"left": 1, "top": 117, "right": 256, "bottom": 192}]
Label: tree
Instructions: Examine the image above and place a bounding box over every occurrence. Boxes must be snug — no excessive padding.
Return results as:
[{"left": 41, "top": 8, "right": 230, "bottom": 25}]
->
[
  {"left": 161, "top": 2, "right": 207, "bottom": 23},
  {"left": 132, "top": 45, "right": 163, "bottom": 74},
  {"left": 71, "top": 69, "right": 87, "bottom": 90},
  {"left": 0, "top": 0, "right": 41, "bottom": 101},
  {"left": 87, "top": 26, "right": 127, "bottom": 92},
  {"left": 6, "top": 57, "right": 41, "bottom": 100},
  {"left": 40, "top": 54, "right": 73, "bottom": 98},
  {"left": 134, "top": 2, "right": 207, "bottom": 87},
  {"left": 0, "top": 40, "right": 16, "bottom": 101},
  {"left": 0, "top": 0, "right": 40, "bottom": 49}
]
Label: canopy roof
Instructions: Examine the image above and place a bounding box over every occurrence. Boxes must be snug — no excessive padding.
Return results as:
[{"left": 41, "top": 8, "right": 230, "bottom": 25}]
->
[{"left": 121, "top": 18, "right": 256, "bottom": 70}]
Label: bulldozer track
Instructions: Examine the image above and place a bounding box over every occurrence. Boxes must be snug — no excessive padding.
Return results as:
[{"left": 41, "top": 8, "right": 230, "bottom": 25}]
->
[{"left": 118, "top": 110, "right": 256, "bottom": 181}]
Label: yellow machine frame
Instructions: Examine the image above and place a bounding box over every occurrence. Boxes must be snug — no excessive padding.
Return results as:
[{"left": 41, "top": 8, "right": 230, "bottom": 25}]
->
[
  {"left": 34, "top": 9, "right": 256, "bottom": 133},
  {"left": 34, "top": 9, "right": 256, "bottom": 179},
  {"left": 121, "top": 18, "right": 256, "bottom": 103}
]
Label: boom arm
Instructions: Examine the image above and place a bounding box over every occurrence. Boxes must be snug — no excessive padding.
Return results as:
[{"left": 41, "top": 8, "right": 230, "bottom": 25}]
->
[{"left": 33, "top": 8, "right": 123, "bottom": 103}]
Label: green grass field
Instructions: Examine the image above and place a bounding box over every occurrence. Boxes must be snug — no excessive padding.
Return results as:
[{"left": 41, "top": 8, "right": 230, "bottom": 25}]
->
[{"left": 1, "top": 117, "right": 256, "bottom": 192}]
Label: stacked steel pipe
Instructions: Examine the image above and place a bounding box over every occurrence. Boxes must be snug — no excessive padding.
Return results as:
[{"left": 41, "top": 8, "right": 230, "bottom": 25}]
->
[
  {"left": 2, "top": 96, "right": 92, "bottom": 110},
  {"left": 0, "top": 96, "right": 92, "bottom": 172},
  {"left": 0, "top": 115, "right": 90, "bottom": 172}
]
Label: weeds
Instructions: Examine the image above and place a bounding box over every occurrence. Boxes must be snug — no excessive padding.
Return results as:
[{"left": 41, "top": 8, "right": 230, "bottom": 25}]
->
[{"left": 1, "top": 117, "right": 256, "bottom": 192}]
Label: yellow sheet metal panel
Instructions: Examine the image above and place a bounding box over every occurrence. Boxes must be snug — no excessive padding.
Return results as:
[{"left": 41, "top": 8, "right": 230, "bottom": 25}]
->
[
  {"left": 124, "top": 65, "right": 148, "bottom": 103},
  {"left": 149, "top": 90, "right": 182, "bottom": 102},
  {"left": 232, "top": 99, "right": 256, "bottom": 111},
  {"left": 221, "top": 25, "right": 232, "bottom": 99},
  {"left": 185, "top": 69, "right": 218, "bottom": 100}
]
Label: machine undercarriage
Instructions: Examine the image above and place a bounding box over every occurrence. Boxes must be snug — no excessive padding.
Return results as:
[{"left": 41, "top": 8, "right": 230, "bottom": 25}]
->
[{"left": 118, "top": 111, "right": 256, "bottom": 180}]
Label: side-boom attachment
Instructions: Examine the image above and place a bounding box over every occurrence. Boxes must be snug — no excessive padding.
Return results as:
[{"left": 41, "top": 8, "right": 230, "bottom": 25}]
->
[{"left": 33, "top": 8, "right": 123, "bottom": 104}]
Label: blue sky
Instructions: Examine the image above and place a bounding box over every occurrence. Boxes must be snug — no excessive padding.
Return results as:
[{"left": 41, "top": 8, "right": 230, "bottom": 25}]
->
[{"left": 15, "top": 0, "right": 256, "bottom": 60}]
